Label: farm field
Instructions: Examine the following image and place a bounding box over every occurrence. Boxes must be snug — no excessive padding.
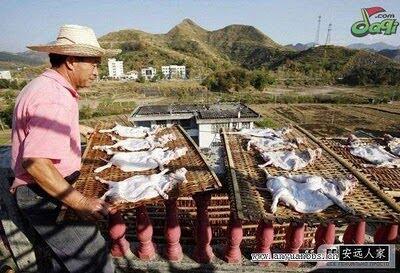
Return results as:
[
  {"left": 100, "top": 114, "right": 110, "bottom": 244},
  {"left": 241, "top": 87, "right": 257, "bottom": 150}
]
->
[{"left": 250, "top": 103, "right": 400, "bottom": 137}]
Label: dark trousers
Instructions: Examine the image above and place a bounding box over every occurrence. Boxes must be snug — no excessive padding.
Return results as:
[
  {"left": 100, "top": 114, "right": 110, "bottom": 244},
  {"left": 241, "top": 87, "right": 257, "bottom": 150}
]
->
[{"left": 14, "top": 174, "right": 115, "bottom": 273}]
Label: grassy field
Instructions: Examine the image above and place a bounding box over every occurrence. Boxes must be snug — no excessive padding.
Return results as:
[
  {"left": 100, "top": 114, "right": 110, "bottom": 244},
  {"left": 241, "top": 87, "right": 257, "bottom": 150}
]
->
[
  {"left": 82, "top": 81, "right": 400, "bottom": 105},
  {"left": 2, "top": 80, "right": 400, "bottom": 140},
  {"left": 2, "top": 102, "right": 398, "bottom": 144}
]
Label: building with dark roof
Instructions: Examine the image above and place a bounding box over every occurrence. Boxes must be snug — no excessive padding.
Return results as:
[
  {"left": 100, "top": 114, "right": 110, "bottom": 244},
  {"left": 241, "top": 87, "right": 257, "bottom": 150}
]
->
[{"left": 130, "top": 103, "right": 261, "bottom": 148}]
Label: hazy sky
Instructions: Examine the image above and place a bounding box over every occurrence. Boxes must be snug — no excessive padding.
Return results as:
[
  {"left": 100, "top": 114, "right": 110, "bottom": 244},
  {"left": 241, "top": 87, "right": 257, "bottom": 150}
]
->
[{"left": 1, "top": 0, "right": 400, "bottom": 52}]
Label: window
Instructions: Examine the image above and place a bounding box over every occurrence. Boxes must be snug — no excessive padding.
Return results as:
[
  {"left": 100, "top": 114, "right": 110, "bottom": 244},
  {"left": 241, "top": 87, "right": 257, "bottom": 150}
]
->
[
  {"left": 179, "top": 119, "right": 192, "bottom": 129},
  {"left": 211, "top": 123, "right": 229, "bottom": 133},
  {"left": 138, "top": 121, "right": 151, "bottom": 127},
  {"left": 242, "top": 122, "right": 251, "bottom": 129},
  {"left": 156, "top": 120, "right": 166, "bottom": 126}
]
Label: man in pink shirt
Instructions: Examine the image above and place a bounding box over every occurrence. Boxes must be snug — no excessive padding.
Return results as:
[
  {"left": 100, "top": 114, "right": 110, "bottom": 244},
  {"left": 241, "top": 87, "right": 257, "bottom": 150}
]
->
[{"left": 11, "top": 25, "right": 120, "bottom": 273}]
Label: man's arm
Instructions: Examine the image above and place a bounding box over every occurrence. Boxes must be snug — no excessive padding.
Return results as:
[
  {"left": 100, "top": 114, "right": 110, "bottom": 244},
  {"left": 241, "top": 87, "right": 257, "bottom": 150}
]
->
[{"left": 22, "top": 157, "right": 109, "bottom": 220}]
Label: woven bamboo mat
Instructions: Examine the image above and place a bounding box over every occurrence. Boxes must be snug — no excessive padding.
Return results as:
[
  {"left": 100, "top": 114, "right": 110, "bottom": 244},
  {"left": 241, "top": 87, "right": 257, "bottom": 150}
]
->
[
  {"left": 221, "top": 128, "right": 400, "bottom": 226},
  {"left": 69, "top": 124, "right": 221, "bottom": 213},
  {"left": 320, "top": 138, "right": 400, "bottom": 196}
]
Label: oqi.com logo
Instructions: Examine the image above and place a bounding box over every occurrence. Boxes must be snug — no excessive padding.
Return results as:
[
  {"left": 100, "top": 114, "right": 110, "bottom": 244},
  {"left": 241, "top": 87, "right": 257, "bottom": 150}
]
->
[{"left": 351, "top": 6, "right": 398, "bottom": 37}]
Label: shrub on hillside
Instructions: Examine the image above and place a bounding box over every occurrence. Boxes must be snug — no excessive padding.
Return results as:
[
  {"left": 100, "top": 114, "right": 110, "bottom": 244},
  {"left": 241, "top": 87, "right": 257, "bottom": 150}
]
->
[
  {"left": 342, "top": 66, "right": 400, "bottom": 86},
  {"left": 255, "top": 117, "right": 278, "bottom": 128},
  {"left": 79, "top": 105, "right": 94, "bottom": 119},
  {"left": 0, "top": 79, "right": 27, "bottom": 90},
  {"left": 136, "top": 76, "right": 146, "bottom": 83},
  {"left": 202, "top": 68, "right": 276, "bottom": 92},
  {"left": 120, "top": 41, "right": 145, "bottom": 51},
  {"left": 250, "top": 70, "right": 276, "bottom": 90}
]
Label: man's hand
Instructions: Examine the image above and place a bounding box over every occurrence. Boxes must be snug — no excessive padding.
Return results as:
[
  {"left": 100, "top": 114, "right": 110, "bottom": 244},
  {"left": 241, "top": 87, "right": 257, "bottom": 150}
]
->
[
  {"left": 73, "top": 196, "right": 110, "bottom": 221},
  {"left": 22, "top": 158, "right": 111, "bottom": 222},
  {"left": 79, "top": 124, "right": 95, "bottom": 138}
]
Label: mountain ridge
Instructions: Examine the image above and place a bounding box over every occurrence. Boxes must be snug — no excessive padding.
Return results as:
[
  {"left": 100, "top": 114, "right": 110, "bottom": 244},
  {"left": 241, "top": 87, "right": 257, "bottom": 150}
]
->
[{"left": 2, "top": 19, "right": 400, "bottom": 86}]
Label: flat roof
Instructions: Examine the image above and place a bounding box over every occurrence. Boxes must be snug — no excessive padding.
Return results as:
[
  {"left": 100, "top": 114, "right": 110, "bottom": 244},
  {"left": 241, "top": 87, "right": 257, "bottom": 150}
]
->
[{"left": 132, "top": 103, "right": 260, "bottom": 120}]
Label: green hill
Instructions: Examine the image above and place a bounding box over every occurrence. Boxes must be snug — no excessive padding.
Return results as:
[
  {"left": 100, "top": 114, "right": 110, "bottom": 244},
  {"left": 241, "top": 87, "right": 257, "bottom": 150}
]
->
[
  {"left": 269, "top": 45, "right": 400, "bottom": 85},
  {"left": 0, "top": 51, "right": 47, "bottom": 68},
  {"left": 99, "top": 19, "right": 400, "bottom": 86},
  {"left": 98, "top": 18, "right": 285, "bottom": 77},
  {"left": 377, "top": 49, "right": 400, "bottom": 62}
]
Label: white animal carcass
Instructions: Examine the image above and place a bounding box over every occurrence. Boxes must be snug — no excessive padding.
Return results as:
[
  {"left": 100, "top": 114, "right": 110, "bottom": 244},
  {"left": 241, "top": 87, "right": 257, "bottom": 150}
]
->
[
  {"left": 262, "top": 170, "right": 356, "bottom": 214},
  {"left": 239, "top": 127, "right": 291, "bottom": 139},
  {"left": 94, "top": 147, "right": 188, "bottom": 173},
  {"left": 96, "top": 168, "right": 187, "bottom": 203},
  {"left": 99, "top": 123, "right": 159, "bottom": 138},
  {"left": 348, "top": 135, "right": 400, "bottom": 168},
  {"left": 385, "top": 134, "right": 400, "bottom": 157},
  {"left": 258, "top": 148, "right": 322, "bottom": 171},
  {"left": 93, "top": 133, "right": 176, "bottom": 155},
  {"left": 247, "top": 137, "right": 302, "bottom": 152}
]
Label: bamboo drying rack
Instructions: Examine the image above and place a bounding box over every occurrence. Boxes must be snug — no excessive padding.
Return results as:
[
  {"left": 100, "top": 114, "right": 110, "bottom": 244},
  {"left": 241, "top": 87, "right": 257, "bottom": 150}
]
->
[
  {"left": 61, "top": 124, "right": 221, "bottom": 219},
  {"left": 221, "top": 127, "right": 400, "bottom": 226}
]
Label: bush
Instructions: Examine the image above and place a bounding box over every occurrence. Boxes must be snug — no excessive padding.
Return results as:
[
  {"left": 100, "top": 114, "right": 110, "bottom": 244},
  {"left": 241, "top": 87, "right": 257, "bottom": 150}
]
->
[
  {"left": 0, "top": 79, "right": 27, "bottom": 90},
  {"left": 0, "top": 101, "right": 15, "bottom": 128},
  {"left": 120, "top": 41, "right": 144, "bottom": 51},
  {"left": 79, "top": 105, "right": 94, "bottom": 119},
  {"left": 136, "top": 76, "right": 146, "bottom": 83},
  {"left": 0, "top": 79, "right": 10, "bottom": 89},
  {"left": 0, "top": 89, "right": 16, "bottom": 127},
  {"left": 342, "top": 66, "right": 400, "bottom": 86},
  {"left": 250, "top": 70, "right": 276, "bottom": 90},
  {"left": 202, "top": 68, "right": 253, "bottom": 92},
  {"left": 255, "top": 117, "right": 278, "bottom": 128}
]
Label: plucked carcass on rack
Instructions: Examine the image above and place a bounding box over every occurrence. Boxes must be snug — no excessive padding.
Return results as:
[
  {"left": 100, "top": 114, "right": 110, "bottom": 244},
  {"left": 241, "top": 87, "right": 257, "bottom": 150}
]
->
[
  {"left": 246, "top": 137, "right": 302, "bottom": 152},
  {"left": 94, "top": 147, "right": 188, "bottom": 173},
  {"left": 347, "top": 135, "right": 400, "bottom": 168},
  {"left": 261, "top": 170, "right": 356, "bottom": 214},
  {"left": 99, "top": 123, "right": 160, "bottom": 138},
  {"left": 384, "top": 134, "right": 400, "bottom": 157},
  {"left": 93, "top": 133, "right": 176, "bottom": 154},
  {"left": 95, "top": 168, "right": 187, "bottom": 203},
  {"left": 258, "top": 148, "right": 322, "bottom": 171},
  {"left": 239, "top": 127, "right": 292, "bottom": 139}
]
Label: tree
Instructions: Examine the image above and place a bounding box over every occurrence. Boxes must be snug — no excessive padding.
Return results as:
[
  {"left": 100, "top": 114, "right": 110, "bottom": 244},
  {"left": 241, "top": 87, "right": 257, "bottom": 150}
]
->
[
  {"left": 155, "top": 70, "right": 164, "bottom": 80},
  {"left": 250, "top": 70, "right": 275, "bottom": 91},
  {"left": 136, "top": 76, "right": 146, "bottom": 83},
  {"left": 0, "top": 79, "right": 10, "bottom": 89}
]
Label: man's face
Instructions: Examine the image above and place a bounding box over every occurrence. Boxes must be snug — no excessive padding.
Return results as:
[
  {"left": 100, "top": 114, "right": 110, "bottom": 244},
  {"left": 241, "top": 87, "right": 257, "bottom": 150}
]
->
[{"left": 71, "top": 57, "right": 101, "bottom": 88}]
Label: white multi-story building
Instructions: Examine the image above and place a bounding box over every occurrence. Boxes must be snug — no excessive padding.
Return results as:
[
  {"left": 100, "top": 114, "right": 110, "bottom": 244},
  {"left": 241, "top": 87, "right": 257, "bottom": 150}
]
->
[
  {"left": 108, "top": 58, "right": 124, "bottom": 78},
  {"left": 130, "top": 103, "right": 261, "bottom": 148},
  {"left": 161, "top": 65, "right": 186, "bottom": 79},
  {"left": 141, "top": 67, "right": 156, "bottom": 80},
  {"left": 0, "top": 71, "right": 12, "bottom": 80}
]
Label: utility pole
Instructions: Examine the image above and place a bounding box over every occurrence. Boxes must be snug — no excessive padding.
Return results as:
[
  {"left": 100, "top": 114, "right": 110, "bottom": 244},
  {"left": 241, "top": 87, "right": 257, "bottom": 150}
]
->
[
  {"left": 325, "top": 23, "right": 332, "bottom": 45},
  {"left": 315, "top": 15, "right": 321, "bottom": 45}
]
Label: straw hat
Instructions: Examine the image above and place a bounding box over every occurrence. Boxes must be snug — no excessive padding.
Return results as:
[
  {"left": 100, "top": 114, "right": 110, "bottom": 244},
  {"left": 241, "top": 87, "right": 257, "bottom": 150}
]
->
[{"left": 27, "top": 24, "right": 121, "bottom": 57}]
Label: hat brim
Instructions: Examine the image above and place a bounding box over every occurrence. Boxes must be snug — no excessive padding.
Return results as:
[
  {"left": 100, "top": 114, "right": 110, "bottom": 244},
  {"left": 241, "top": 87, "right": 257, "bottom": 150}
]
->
[{"left": 27, "top": 44, "right": 121, "bottom": 57}]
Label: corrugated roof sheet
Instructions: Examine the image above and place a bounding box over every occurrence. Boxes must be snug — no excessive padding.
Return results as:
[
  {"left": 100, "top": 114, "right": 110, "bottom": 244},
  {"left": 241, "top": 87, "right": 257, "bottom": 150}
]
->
[{"left": 134, "top": 103, "right": 259, "bottom": 119}]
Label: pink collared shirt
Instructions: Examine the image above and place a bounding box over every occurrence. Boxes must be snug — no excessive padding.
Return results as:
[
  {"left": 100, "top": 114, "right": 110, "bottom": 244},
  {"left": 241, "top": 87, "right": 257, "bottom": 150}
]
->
[{"left": 11, "top": 69, "right": 81, "bottom": 191}]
